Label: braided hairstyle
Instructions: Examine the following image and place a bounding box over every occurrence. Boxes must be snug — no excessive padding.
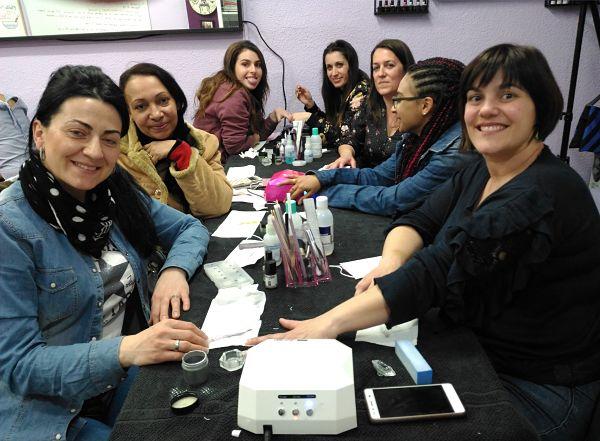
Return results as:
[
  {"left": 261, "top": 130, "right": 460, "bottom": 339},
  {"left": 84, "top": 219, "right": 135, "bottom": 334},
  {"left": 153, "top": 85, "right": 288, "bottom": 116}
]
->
[{"left": 397, "top": 57, "right": 465, "bottom": 181}]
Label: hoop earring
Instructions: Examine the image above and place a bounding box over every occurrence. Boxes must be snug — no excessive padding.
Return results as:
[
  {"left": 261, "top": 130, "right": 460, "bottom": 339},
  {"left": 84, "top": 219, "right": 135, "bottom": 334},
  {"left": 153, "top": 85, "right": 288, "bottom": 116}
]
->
[{"left": 39, "top": 147, "right": 46, "bottom": 162}]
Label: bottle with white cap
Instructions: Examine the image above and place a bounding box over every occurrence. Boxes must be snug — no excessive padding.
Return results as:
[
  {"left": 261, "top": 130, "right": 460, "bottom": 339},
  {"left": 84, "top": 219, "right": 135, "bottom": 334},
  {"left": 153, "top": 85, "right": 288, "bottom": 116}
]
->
[
  {"left": 316, "top": 195, "right": 334, "bottom": 255},
  {"left": 263, "top": 215, "right": 281, "bottom": 266},
  {"left": 310, "top": 127, "right": 322, "bottom": 158}
]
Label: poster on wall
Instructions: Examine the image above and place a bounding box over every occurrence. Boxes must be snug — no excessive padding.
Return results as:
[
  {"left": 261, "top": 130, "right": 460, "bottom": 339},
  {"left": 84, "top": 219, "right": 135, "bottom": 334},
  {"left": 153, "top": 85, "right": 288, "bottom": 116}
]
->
[
  {"left": 20, "top": 0, "right": 151, "bottom": 36},
  {"left": 0, "top": 0, "right": 26, "bottom": 37},
  {"left": 0, "top": 0, "right": 241, "bottom": 40}
]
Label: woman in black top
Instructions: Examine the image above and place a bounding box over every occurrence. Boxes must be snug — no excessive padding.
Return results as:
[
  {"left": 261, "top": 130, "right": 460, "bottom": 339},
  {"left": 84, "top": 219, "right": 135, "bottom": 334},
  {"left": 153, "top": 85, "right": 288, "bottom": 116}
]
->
[
  {"left": 328, "top": 39, "right": 415, "bottom": 169},
  {"left": 248, "top": 44, "right": 600, "bottom": 440},
  {"left": 295, "top": 40, "right": 370, "bottom": 149}
]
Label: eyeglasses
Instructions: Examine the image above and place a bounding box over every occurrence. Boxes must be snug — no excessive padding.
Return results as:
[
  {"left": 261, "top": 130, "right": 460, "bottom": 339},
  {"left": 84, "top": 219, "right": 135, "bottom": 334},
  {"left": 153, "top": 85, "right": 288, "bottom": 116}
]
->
[{"left": 392, "top": 95, "right": 424, "bottom": 108}]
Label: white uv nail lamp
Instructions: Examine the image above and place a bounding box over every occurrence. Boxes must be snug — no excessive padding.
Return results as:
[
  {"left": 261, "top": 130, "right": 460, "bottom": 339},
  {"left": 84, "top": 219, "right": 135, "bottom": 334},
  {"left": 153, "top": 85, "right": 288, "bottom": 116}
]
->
[{"left": 237, "top": 339, "right": 357, "bottom": 435}]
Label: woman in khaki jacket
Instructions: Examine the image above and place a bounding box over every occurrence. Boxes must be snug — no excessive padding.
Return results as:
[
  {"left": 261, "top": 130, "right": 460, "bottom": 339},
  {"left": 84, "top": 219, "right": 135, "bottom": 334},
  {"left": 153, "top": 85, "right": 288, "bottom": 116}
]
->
[{"left": 118, "top": 63, "right": 232, "bottom": 218}]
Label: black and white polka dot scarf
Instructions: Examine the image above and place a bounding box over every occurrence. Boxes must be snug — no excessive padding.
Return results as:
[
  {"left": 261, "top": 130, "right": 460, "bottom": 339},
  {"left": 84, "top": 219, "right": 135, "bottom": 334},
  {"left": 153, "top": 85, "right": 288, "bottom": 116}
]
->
[{"left": 19, "top": 154, "right": 115, "bottom": 258}]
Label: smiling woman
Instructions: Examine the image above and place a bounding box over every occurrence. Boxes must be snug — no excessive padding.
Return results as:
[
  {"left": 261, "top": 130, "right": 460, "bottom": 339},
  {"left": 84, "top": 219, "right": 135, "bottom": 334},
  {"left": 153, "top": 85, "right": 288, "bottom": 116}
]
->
[
  {"left": 193, "top": 40, "right": 292, "bottom": 163},
  {"left": 248, "top": 45, "right": 600, "bottom": 441},
  {"left": 330, "top": 39, "right": 415, "bottom": 169},
  {"left": 31, "top": 98, "right": 122, "bottom": 202},
  {"left": 0, "top": 65, "right": 211, "bottom": 441},
  {"left": 118, "top": 63, "right": 232, "bottom": 219},
  {"left": 295, "top": 40, "right": 370, "bottom": 149}
]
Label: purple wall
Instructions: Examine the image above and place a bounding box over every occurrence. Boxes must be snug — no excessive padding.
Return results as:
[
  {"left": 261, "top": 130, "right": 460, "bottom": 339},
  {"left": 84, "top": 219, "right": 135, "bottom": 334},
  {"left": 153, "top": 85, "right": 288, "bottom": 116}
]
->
[{"left": 1, "top": 0, "right": 598, "bottom": 177}]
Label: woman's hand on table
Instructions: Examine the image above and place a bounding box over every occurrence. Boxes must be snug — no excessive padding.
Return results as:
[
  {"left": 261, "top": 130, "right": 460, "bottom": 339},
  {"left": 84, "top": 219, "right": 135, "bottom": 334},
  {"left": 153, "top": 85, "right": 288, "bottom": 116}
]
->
[
  {"left": 295, "top": 85, "right": 315, "bottom": 109},
  {"left": 280, "top": 174, "right": 321, "bottom": 204},
  {"left": 150, "top": 267, "right": 190, "bottom": 324},
  {"left": 270, "top": 108, "right": 294, "bottom": 123},
  {"left": 325, "top": 145, "right": 356, "bottom": 169},
  {"left": 245, "top": 316, "right": 338, "bottom": 346},
  {"left": 354, "top": 258, "right": 403, "bottom": 296},
  {"left": 144, "top": 140, "right": 177, "bottom": 165},
  {"left": 119, "top": 319, "right": 209, "bottom": 367}
]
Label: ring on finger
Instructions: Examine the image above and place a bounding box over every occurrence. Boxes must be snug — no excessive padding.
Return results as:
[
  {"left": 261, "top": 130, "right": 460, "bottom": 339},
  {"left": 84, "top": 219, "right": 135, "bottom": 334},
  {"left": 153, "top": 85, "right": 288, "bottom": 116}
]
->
[{"left": 173, "top": 339, "right": 180, "bottom": 351}]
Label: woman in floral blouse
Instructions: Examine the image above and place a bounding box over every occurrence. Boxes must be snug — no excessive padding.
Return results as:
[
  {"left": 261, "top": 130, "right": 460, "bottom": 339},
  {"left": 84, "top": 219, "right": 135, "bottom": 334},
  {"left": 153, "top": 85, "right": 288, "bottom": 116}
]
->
[
  {"left": 295, "top": 40, "right": 369, "bottom": 149},
  {"left": 330, "top": 39, "right": 415, "bottom": 169}
]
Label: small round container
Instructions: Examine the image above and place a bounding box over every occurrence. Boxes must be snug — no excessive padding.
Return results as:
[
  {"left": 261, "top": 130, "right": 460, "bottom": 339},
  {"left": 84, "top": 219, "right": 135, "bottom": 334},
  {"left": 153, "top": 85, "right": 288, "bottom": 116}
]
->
[
  {"left": 181, "top": 350, "right": 209, "bottom": 387},
  {"left": 169, "top": 387, "right": 199, "bottom": 415},
  {"left": 292, "top": 160, "right": 306, "bottom": 167}
]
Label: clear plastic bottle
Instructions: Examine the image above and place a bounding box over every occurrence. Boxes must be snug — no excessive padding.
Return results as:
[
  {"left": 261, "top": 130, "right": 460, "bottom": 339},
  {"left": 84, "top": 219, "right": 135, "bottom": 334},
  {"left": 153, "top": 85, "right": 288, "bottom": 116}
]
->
[
  {"left": 284, "top": 137, "right": 295, "bottom": 164},
  {"left": 263, "top": 216, "right": 281, "bottom": 266},
  {"left": 316, "top": 195, "right": 334, "bottom": 255},
  {"left": 285, "top": 199, "right": 305, "bottom": 246},
  {"left": 304, "top": 142, "right": 313, "bottom": 164},
  {"left": 310, "top": 127, "right": 322, "bottom": 158}
]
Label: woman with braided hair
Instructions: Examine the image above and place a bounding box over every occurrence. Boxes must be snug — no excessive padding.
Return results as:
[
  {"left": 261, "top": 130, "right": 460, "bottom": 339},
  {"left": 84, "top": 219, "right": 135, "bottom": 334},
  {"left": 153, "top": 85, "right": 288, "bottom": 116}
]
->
[{"left": 284, "top": 57, "right": 475, "bottom": 217}]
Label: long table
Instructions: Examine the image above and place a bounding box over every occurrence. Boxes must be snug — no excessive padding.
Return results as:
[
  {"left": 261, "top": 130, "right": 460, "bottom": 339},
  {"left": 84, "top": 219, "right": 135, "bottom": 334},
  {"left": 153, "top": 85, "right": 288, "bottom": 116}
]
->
[{"left": 110, "top": 152, "right": 538, "bottom": 441}]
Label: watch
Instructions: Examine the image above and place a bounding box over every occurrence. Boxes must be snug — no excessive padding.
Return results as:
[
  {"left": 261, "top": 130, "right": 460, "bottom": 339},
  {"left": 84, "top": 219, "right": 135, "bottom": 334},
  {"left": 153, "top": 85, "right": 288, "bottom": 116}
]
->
[{"left": 188, "top": 0, "right": 218, "bottom": 15}]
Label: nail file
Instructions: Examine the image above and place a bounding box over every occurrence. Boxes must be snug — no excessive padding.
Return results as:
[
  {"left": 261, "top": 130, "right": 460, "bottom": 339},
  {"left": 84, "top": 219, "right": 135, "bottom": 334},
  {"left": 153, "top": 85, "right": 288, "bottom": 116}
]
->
[
  {"left": 395, "top": 339, "right": 432, "bottom": 385},
  {"left": 302, "top": 197, "right": 324, "bottom": 254}
]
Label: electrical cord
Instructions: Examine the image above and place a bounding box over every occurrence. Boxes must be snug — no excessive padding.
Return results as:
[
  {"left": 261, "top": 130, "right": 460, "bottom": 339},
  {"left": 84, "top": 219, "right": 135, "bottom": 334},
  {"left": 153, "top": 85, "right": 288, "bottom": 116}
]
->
[
  {"left": 243, "top": 20, "right": 287, "bottom": 110},
  {"left": 263, "top": 425, "right": 273, "bottom": 441}
]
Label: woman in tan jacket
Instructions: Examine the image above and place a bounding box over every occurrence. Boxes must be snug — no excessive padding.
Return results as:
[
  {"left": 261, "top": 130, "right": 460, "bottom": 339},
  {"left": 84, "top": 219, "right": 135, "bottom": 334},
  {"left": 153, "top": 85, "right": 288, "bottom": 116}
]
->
[{"left": 119, "top": 63, "right": 232, "bottom": 218}]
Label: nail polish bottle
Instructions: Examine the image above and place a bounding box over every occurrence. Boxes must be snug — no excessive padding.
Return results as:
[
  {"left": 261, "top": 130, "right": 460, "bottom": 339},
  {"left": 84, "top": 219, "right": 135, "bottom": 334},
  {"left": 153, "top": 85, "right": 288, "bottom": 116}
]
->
[{"left": 264, "top": 250, "right": 278, "bottom": 289}]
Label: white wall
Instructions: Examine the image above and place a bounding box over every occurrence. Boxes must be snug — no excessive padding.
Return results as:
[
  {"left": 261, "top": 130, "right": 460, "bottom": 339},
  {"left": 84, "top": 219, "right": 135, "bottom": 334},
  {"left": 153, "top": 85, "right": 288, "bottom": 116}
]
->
[{"left": 1, "top": 0, "right": 598, "bottom": 177}]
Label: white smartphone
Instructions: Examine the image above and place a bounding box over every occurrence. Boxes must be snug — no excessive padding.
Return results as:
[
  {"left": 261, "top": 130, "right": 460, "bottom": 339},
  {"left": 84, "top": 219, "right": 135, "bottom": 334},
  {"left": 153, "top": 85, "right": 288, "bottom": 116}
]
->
[{"left": 364, "top": 383, "right": 466, "bottom": 423}]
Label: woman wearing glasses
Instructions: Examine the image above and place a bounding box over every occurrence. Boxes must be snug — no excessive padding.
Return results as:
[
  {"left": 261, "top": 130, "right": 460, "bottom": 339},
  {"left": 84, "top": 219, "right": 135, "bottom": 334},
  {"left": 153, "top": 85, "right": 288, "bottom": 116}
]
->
[{"left": 285, "top": 57, "right": 474, "bottom": 217}]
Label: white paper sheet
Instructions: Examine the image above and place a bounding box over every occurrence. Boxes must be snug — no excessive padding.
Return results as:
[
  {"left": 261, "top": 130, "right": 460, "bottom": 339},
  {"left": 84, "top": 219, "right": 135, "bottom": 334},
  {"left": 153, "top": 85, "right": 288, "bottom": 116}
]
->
[
  {"left": 355, "top": 319, "right": 419, "bottom": 347},
  {"left": 227, "top": 165, "right": 256, "bottom": 181},
  {"left": 239, "top": 149, "right": 258, "bottom": 159},
  {"left": 212, "top": 210, "right": 266, "bottom": 238},
  {"left": 201, "top": 285, "right": 266, "bottom": 349},
  {"left": 232, "top": 189, "right": 266, "bottom": 211},
  {"left": 225, "top": 240, "right": 264, "bottom": 268},
  {"left": 339, "top": 256, "right": 382, "bottom": 279}
]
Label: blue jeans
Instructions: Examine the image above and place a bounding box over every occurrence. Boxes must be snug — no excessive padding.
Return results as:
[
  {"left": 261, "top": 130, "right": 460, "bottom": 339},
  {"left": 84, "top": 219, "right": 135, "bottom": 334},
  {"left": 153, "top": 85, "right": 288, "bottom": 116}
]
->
[
  {"left": 500, "top": 373, "right": 600, "bottom": 441},
  {"left": 67, "top": 366, "right": 139, "bottom": 441}
]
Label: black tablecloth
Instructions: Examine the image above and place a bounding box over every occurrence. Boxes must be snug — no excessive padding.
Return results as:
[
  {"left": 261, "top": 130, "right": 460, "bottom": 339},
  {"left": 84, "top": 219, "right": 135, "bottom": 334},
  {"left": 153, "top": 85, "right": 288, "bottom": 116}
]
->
[{"left": 111, "top": 152, "right": 538, "bottom": 441}]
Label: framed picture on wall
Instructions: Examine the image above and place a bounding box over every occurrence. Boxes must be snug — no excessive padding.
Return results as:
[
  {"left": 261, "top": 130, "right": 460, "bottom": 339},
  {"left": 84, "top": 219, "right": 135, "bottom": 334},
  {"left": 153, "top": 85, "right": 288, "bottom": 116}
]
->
[{"left": 0, "top": 0, "right": 242, "bottom": 41}]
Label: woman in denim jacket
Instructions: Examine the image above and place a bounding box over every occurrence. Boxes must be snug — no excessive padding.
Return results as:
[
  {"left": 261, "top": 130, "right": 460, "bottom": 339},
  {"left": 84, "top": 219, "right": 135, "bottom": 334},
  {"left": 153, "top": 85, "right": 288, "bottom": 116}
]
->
[
  {"left": 286, "top": 58, "right": 475, "bottom": 217},
  {"left": 0, "top": 66, "right": 210, "bottom": 441}
]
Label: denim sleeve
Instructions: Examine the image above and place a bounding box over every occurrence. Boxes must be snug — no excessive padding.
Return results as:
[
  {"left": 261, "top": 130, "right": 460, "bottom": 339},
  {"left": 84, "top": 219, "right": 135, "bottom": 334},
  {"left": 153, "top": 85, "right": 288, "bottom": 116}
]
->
[
  {"left": 314, "top": 154, "right": 396, "bottom": 188},
  {"left": 0, "top": 226, "right": 126, "bottom": 400},
  {"left": 320, "top": 145, "right": 470, "bottom": 217},
  {"left": 149, "top": 197, "right": 209, "bottom": 279}
]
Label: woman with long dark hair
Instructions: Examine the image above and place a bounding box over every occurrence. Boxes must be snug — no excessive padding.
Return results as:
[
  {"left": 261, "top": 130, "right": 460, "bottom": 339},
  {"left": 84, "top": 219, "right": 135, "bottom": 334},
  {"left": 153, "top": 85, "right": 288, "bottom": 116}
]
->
[
  {"left": 0, "top": 65, "right": 210, "bottom": 441},
  {"left": 329, "top": 39, "right": 415, "bottom": 169},
  {"left": 295, "top": 40, "right": 369, "bottom": 148},
  {"left": 194, "top": 40, "right": 291, "bottom": 163},
  {"left": 119, "top": 63, "right": 232, "bottom": 219}
]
